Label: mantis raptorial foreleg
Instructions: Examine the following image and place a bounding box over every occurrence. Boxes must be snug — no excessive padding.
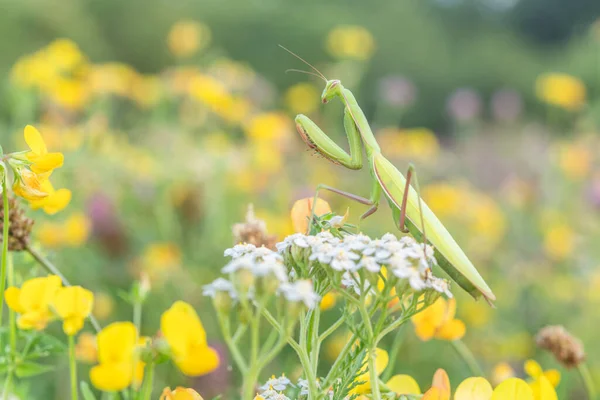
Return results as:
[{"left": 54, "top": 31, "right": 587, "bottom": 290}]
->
[{"left": 296, "top": 108, "right": 363, "bottom": 170}]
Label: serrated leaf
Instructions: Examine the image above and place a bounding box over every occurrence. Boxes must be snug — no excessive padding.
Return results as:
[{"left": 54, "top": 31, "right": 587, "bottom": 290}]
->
[
  {"left": 15, "top": 361, "right": 54, "bottom": 378},
  {"left": 80, "top": 381, "right": 97, "bottom": 400}
]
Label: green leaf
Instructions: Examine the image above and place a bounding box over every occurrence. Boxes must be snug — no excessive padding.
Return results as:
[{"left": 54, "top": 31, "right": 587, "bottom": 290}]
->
[
  {"left": 80, "top": 381, "right": 98, "bottom": 400},
  {"left": 15, "top": 361, "right": 54, "bottom": 378}
]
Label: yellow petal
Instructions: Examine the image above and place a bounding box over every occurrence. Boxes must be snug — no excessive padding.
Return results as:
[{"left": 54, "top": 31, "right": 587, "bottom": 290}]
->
[
  {"left": 19, "top": 275, "right": 62, "bottom": 313},
  {"left": 431, "top": 369, "right": 451, "bottom": 400},
  {"left": 24, "top": 125, "right": 47, "bottom": 155},
  {"left": 422, "top": 387, "right": 444, "bottom": 400},
  {"left": 524, "top": 360, "right": 543, "bottom": 379},
  {"left": 5, "top": 287, "right": 24, "bottom": 313},
  {"left": 175, "top": 346, "right": 219, "bottom": 376},
  {"left": 90, "top": 362, "right": 133, "bottom": 392},
  {"left": 30, "top": 153, "right": 64, "bottom": 174},
  {"left": 13, "top": 170, "right": 49, "bottom": 201},
  {"left": 454, "top": 377, "right": 493, "bottom": 400},
  {"left": 290, "top": 197, "right": 331, "bottom": 233},
  {"left": 96, "top": 322, "right": 137, "bottom": 364},
  {"left": 543, "top": 370, "right": 561, "bottom": 387},
  {"left": 491, "top": 378, "right": 534, "bottom": 400},
  {"left": 435, "top": 319, "right": 466, "bottom": 341},
  {"left": 529, "top": 376, "right": 558, "bottom": 400},
  {"left": 387, "top": 374, "right": 421, "bottom": 395},
  {"left": 53, "top": 286, "right": 94, "bottom": 320},
  {"left": 161, "top": 301, "right": 207, "bottom": 356},
  {"left": 320, "top": 292, "right": 337, "bottom": 311},
  {"left": 42, "top": 188, "right": 72, "bottom": 215},
  {"left": 412, "top": 298, "right": 447, "bottom": 341},
  {"left": 63, "top": 317, "right": 85, "bottom": 336},
  {"left": 445, "top": 297, "right": 457, "bottom": 321}
]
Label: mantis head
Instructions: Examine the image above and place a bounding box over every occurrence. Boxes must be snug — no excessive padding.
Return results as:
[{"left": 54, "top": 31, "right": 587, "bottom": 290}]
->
[{"left": 321, "top": 80, "right": 342, "bottom": 104}]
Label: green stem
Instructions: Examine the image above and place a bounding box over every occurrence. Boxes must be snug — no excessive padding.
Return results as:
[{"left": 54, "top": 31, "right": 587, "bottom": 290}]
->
[
  {"left": 450, "top": 340, "right": 484, "bottom": 377},
  {"left": 130, "top": 300, "right": 142, "bottom": 400},
  {"left": 578, "top": 363, "right": 597, "bottom": 400},
  {"left": 7, "top": 253, "right": 16, "bottom": 355},
  {"left": 381, "top": 325, "right": 406, "bottom": 382},
  {"left": 140, "top": 363, "right": 154, "bottom": 400},
  {"left": 1, "top": 372, "right": 12, "bottom": 400},
  {"left": 368, "top": 346, "right": 382, "bottom": 400},
  {"left": 0, "top": 179, "right": 10, "bottom": 335},
  {"left": 26, "top": 245, "right": 101, "bottom": 333},
  {"left": 69, "top": 335, "right": 79, "bottom": 400},
  {"left": 241, "top": 368, "right": 258, "bottom": 400},
  {"left": 216, "top": 311, "right": 247, "bottom": 373}
]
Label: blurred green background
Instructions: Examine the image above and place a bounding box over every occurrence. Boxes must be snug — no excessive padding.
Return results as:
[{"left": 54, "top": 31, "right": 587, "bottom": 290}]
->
[{"left": 1, "top": 0, "right": 600, "bottom": 398}]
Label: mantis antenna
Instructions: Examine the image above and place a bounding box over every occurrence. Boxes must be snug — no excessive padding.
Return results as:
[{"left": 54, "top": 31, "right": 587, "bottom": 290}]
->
[
  {"left": 285, "top": 69, "right": 327, "bottom": 81},
  {"left": 278, "top": 45, "right": 327, "bottom": 81}
]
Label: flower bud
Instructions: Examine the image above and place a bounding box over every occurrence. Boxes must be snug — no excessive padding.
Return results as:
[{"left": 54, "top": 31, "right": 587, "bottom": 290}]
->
[
  {"left": 234, "top": 268, "right": 255, "bottom": 296},
  {"left": 213, "top": 290, "right": 233, "bottom": 313}
]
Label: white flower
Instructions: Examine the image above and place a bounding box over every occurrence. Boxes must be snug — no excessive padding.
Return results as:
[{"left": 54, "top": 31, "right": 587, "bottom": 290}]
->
[
  {"left": 279, "top": 280, "right": 320, "bottom": 308},
  {"left": 222, "top": 255, "right": 255, "bottom": 274},
  {"left": 224, "top": 243, "right": 257, "bottom": 258},
  {"left": 202, "top": 278, "right": 237, "bottom": 299},
  {"left": 329, "top": 248, "right": 360, "bottom": 272},
  {"left": 252, "top": 255, "right": 288, "bottom": 283},
  {"left": 260, "top": 375, "right": 292, "bottom": 391},
  {"left": 358, "top": 255, "right": 380, "bottom": 273}
]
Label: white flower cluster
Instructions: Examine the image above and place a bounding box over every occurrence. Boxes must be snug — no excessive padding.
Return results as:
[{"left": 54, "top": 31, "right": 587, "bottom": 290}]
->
[
  {"left": 277, "top": 231, "right": 451, "bottom": 297},
  {"left": 203, "top": 244, "right": 320, "bottom": 308}
]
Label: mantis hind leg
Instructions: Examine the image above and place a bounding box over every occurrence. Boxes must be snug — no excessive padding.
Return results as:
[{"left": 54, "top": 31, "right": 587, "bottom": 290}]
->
[
  {"left": 295, "top": 108, "right": 363, "bottom": 170},
  {"left": 394, "top": 164, "right": 429, "bottom": 256},
  {"left": 307, "top": 180, "right": 381, "bottom": 233}
]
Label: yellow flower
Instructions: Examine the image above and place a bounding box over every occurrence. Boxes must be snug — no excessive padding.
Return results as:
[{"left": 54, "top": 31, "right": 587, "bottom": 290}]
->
[
  {"left": 491, "top": 362, "right": 515, "bottom": 386},
  {"left": 160, "top": 301, "right": 219, "bottom": 376},
  {"left": 386, "top": 374, "right": 421, "bottom": 396},
  {"left": 23, "top": 125, "right": 64, "bottom": 176},
  {"left": 455, "top": 377, "right": 492, "bottom": 399},
  {"left": 529, "top": 375, "right": 558, "bottom": 400},
  {"left": 168, "top": 20, "right": 211, "bottom": 58},
  {"left": 13, "top": 169, "right": 49, "bottom": 201},
  {"left": 320, "top": 292, "right": 337, "bottom": 311},
  {"left": 290, "top": 197, "right": 332, "bottom": 234},
  {"left": 543, "top": 223, "right": 575, "bottom": 261},
  {"left": 490, "top": 378, "right": 534, "bottom": 400},
  {"left": 412, "top": 297, "right": 466, "bottom": 341},
  {"left": 5, "top": 275, "right": 62, "bottom": 331},
  {"left": 245, "top": 112, "right": 291, "bottom": 143},
  {"left": 28, "top": 179, "right": 72, "bottom": 215},
  {"left": 351, "top": 348, "right": 389, "bottom": 394},
  {"left": 160, "top": 387, "right": 204, "bottom": 400},
  {"left": 422, "top": 369, "right": 451, "bottom": 400},
  {"left": 535, "top": 73, "right": 586, "bottom": 111},
  {"left": 64, "top": 212, "right": 91, "bottom": 246},
  {"left": 137, "top": 243, "right": 181, "bottom": 285},
  {"left": 90, "top": 322, "right": 145, "bottom": 392},
  {"left": 524, "top": 360, "right": 560, "bottom": 388},
  {"left": 93, "top": 292, "right": 115, "bottom": 321},
  {"left": 377, "top": 127, "right": 440, "bottom": 161},
  {"left": 325, "top": 25, "right": 375, "bottom": 60},
  {"left": 75, "top": 332, "right": 98, "bottom": 364},
  {"left": 284, "top": 83, "right": 320, "bottom": 114},
  {"left": 52, "top": 286, "right": 94, "bottom": 335},
  {"left": 557, "top": 142, "right": 591, "bottom": 180}
]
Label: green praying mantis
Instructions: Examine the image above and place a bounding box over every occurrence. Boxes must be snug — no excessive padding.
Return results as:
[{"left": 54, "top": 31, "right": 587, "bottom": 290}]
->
[{"left": 283, "top": 47, "right": 495, "bottom": 305}]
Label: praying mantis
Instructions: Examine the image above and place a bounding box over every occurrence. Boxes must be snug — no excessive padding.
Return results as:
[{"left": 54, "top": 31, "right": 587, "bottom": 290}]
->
[{"left": 284, "top": 47, "right": 495, "bottom": 304}]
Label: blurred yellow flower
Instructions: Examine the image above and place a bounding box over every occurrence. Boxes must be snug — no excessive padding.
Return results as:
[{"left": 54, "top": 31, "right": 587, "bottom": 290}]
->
[
  {"left": 320, "top": 292, "right": 337, "bottom": 311},
  {"left": 93, "top": 292, "right": 115, "bottom": 321},
  {"left": 422, "top": 369, "right": 451, "bottom": 400},
  {"left": 45, "top": 39, "right": 86, "bottom": 72},
  {"left": 168, "top": 20, "right": 211, "bottom": 58},
  {"left": 377, "top": 127, "right": 440, "bottom": 161},
  {"left": 131, "top": 75, "right": 162, "bottom": 109},
  {"left": 48, "top": 77, "right": 89, "bottom": 110},
  {"left": 53, "top": 286, "right": 94, "bottom": 335},
  {"left": 90, "top": 322, "right": 144, "bottom": 392},
  {"left": 492, "top": 362, "right": 515, "bottom": 386},
  {"left": 543, "top": 222, "right": 575, "bottom": 261},
  {"left": 491, "top": 378, "right": 534, "bottom": 400},
  {"left": 387, "top": 374, "right": 421, "bottom": 396},
  {"left": 161, "top": 387, "right": 204, "bottom": 400},
  {"left": 412, "top": 297, "right": 466, "bottom": 341},
  {"left": 75, "top": 332, "right": 97, "bottom": 364},
  {"left": 5, "top": 275, "right": 62, "bottom": 331},
  {"left": 24, "top": 125, "right": 64, "bottom": 176},
  {"left": 138, "top": 242, "right": 182, "bottom": 284},
  {"left": 535, "top": 73, "right": 586, "bottom": 111},
  {"left": 326, "top": 25, "right": 375, "bottom": 60},
  {"left": 89, "top": 63, "right": 138, "bottom": 97},
  {"left": 524, "top": 360, "right": 560, "bottom": 388},
  {"left": 284, "top": 83, "right": 320, "bottom": 114},
  {"left": 350, "top": 348, "right": 389, "bottom": 394},
  {"left": 324, "top": 332, "right": 352, "bottom": 362},
  {"left": 460, "top": 300, "right": 491, "bottom": 328},
  {"left": 246, "top": 112, "right": 291, "bottom": 143},
  {"left": 189, "top": 74, "right": 250, "bottom": 123},
  {"left": 455, "top": 377, "right": 492, "bottom": 399},
  {"left": 423, "top": 183, "right": 463, "bottom": 218},
  {"left": 290, "top": 197, "right": 332, "bottom": 233},
  {"left": 160, "top": 301, "right": 219, "bottom": 376},
  {"left": 556, "top": 142, "right": 591, "bottom": 180},
  {"left": 37, "top": 212, "right": 91, "bottom": 248}
]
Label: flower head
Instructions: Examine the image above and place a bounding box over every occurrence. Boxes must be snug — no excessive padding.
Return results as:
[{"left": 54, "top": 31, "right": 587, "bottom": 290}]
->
[
  {"left": 536, "top": 73, "right": 586, "bottom": 111},
  {"left": 90, "top": 322, "right": 144, "bottom": 392},
  {"left": 28, "top": 179, "right": 71, "bottom": 215},
  {"left": 160, "top": 387, "right": 204, "bottom": 400},
  {"left": 23, "top": 125, "right": 64, "bottom": 176},
  {"left": 412, "top": 297, "right": 465, "bottom": 341},
  {"left": 5, "top": 275, "right": 62, "bottom": 330},
  {"left": 160, "top": 301, "right": 219, "bottom": 376},
  {"left": 52, "top": 286, "right": 94, "bottom": 335}
]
